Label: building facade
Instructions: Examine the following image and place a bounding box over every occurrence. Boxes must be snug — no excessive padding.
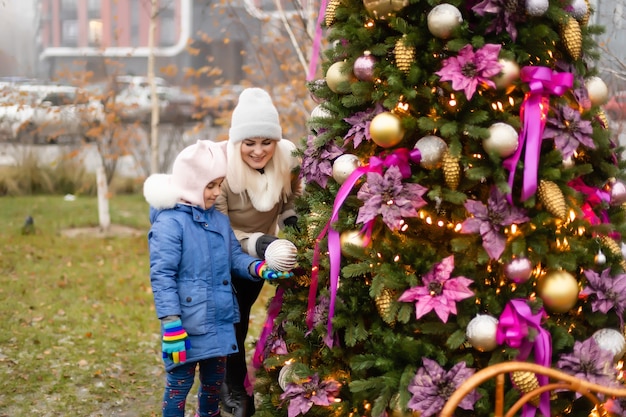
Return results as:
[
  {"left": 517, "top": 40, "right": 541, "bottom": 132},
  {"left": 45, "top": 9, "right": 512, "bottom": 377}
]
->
[{"left": 37, "top": 0, "right": 262, "bottom": 86}]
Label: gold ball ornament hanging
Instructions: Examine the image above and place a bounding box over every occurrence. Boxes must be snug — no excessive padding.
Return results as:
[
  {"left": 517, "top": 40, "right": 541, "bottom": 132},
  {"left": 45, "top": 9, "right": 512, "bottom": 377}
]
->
[
  {"left": 375, "top": 288, "right": 398, "bottom": 326},
  {"left": 362, "top": 0, "right": 408, "bottom": 20},
  {"left": 369, "top": 111, "right": 404, "bottom": 148},
  {"left": 537, "top": 180, "right": 568, "bottom": 220},
  {"left": 427, "top": 3, "right": 463, "bottom": 39},
  {"left": 561, "top": 16, "right": 583, "bottom": 60},
  {"left": 512, "top": 371, "right": 541, "bottom": 406},
  {"left": 442, "top": 150, "right": 461, "bottom": 190},
  {"left": 340, "top": 230, "right": 367, "bottom": 255},
  {"left": 326, "top": 61, "right": 353, "bottom": 94},
  {"left": 494, "top": 58, "right": 521, "bottom": 90},
  {"left": 394, "top": 35, "right": 415, "bottom": 74},
  {"left": 325, "top": 0, "right": 341, "bottom": 27},
  {"left": 536, "top": 270, "right": 579, "bottom": 313}
]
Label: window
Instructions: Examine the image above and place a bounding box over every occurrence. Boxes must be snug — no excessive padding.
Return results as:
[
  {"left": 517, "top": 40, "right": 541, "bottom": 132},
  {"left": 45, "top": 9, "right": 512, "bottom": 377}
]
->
[
  {"left": 60, "top": 0, "right": 77, "bottom": 12},
  {"left": 88, "top": 0, "right": 101, "bottom": 13},
  {"left": 130, "top": 0, "right": 140, "bottom": 46},
  {"left": 61, "top": 20, "right": 78, "bottom": 46},
  {"left": 89, "top": 19, "right": 103, "bottom": 46},
  {"left": 159, "top": 15, "right": 177, "bottom": 46}
]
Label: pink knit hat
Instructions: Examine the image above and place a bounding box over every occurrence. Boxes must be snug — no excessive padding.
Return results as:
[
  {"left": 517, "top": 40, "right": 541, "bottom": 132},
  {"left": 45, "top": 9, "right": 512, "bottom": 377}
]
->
[{"left": 143, "top": 140, "right": 227, "bottom": 210}]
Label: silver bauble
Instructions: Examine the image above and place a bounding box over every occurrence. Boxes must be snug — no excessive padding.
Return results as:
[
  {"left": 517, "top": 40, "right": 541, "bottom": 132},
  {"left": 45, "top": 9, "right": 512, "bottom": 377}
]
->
[
  {"left": 494, "top": 58, "right": 520, "bottom": 89},
  {"left": 505, "top": 257, "right": 533, "bottom": 283},
  {"left": 310, "top": 104, "right": 332, "bottom": 119},
  {"left": 595, "top": 250, "right": 607, "bottom": 265},
  {"left": 332, "top": 154, "right": 361, "bottom": 185},
  {"left": 264, "top": 239, "right": 298, "bottom": 271},
  {"left": 483, "top": 122, "right": 519, "bottom": 158},
  {"left": 585, "top": 76, "right": 609, "bottom": 106},
  {"left": 610, "top": 179, "right": 626, "bottom": 205},
  {"left": 354, "top": 51, "right": 377, "bottom": 82},
  {"left": 570, "top": 0, "right": 588, "bottom": 20},
  {"left": 414, "top": 135, "right": 448, "bottom": 169},
  {"left": 592, "top": 328, "right": 626, "bottom": 361},
  {"left": 278, "top": 363, "right": 298, "bottom": 390},
  {"left": 427, "top": 4, "right": 463, "bottom": 39},
  {"left": 526, "top": 0, "right": 549, "bottom": 16},
  {"left": 466, "top": 314, "right": 499, "bottom": 352}
]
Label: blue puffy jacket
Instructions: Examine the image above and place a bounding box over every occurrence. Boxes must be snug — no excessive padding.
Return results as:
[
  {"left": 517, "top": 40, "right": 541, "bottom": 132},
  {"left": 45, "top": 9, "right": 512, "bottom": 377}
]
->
[{"left": 148, "top": 203, "right": 260, "bottom": 371}]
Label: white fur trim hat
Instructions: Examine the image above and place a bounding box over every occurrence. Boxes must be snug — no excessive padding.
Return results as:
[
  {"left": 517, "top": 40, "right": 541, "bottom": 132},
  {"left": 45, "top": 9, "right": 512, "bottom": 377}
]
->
[
  {"left": 143, "top": 140, "right": 227, "bottom": 210},
  {"left": 229, "top": 88, "right": 282, "bottom": 143}
]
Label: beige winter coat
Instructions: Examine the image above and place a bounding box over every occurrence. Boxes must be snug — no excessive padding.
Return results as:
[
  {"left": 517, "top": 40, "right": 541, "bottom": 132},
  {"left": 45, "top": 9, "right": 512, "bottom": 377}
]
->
[{"left": 215, "top": 161, "right": 301, "bottom": 258}]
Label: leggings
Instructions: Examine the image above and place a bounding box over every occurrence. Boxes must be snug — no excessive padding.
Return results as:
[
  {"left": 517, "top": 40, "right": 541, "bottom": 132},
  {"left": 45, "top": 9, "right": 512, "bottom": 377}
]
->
[
  {"left": 226, "top": 277, "right": 265, "bottom": 391},
  {"left": 162, "top": 356, "right": 226, "bottom": 417}
]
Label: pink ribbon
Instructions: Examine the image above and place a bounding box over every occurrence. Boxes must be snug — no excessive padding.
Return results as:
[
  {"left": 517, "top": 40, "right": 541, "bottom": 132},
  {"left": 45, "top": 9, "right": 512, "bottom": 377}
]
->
[
  {"left": 568, "top": 178, "right": 610, "bottom": 226},
  {"left": 252, "top": 287, "right": 285, "bottom": 370},
  {"left": 306, "top": 148, "right": 421, "bottom": 346},
  {"left": 496, "top": 299, "right": 552, "bottom": 417},
  {"left": 306, "top": 0, "right": 329, "bottom": 81},
  {"left": 503, "top": 66, "right": 573, "bottom": 203}
]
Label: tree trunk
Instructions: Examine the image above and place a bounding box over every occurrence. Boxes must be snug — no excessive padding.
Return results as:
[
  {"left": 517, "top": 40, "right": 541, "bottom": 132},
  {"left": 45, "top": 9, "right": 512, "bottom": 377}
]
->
[
  {"left": 96, "top": 165, "right": 111, "bottom": 230},
  {"left": 148, "top": 0, "right": 160, "bottom": 175}
]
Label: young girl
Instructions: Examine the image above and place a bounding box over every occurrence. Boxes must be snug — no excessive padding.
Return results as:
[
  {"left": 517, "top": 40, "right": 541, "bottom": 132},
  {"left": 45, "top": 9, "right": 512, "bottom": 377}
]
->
[
  {"left": 144, "top": 139, "right": 288, "bottom": 417},
  {"left": 215, "top": 88, "right": 302, "bottom": 417}
]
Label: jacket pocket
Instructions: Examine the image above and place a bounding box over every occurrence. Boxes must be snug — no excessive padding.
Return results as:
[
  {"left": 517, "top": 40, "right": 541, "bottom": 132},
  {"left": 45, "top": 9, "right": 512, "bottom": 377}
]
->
[{"left": 178, "top": 283, "right": 209, "bottom": 335}]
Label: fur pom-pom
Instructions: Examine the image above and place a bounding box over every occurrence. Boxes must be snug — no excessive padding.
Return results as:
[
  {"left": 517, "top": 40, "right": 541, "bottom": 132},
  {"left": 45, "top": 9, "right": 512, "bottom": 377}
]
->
[{"left": 143, "top": 174, "right": 180, "bottom": 210}]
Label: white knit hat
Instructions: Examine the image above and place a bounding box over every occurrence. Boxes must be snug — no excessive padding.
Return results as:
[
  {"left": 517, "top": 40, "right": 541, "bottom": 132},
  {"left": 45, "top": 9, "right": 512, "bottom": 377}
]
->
[
  {"left": 143, "top": 140, "right": 227, "bottom": 210},
  {"left": 229, "top": 88, "right": 282, "bottom": 143}
]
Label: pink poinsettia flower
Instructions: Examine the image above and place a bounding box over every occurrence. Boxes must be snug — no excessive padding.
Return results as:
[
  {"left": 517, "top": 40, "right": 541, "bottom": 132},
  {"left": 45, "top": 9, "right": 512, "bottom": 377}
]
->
[
  {"left": 398, "top": 255, "right": 474, "bottom": 323},
  {"left": 436, "top": 44, "right": 502, "bottom": 100}
]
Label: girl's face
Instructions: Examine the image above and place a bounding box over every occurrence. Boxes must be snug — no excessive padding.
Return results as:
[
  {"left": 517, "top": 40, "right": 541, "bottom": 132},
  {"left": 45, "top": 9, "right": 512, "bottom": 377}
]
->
[
  {"left": 240, "top": 137, "right": 277, "bottom": 170},
  {"left": 203, "top": 177, "right": 224, "bottom": 209}
]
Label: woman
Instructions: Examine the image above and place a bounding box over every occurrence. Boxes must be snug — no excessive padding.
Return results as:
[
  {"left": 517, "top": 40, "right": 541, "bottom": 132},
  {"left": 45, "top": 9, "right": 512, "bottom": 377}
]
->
[{"left": 215, "top": 88, "right": 301, "bottom": 417}]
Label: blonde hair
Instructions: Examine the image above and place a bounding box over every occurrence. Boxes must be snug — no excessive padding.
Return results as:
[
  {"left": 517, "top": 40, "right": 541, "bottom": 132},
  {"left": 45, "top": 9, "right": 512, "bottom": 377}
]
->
[{"left": 226, "top": 139, "right": 296, "bottom": 212}]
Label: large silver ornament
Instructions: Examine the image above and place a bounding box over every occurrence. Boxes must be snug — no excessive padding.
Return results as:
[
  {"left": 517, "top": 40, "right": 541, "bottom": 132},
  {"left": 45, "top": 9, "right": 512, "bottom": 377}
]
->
[
  {"left": 427, "top": 4, "right": 463, "bottom": 39},
  {"left": 414, "top": 135, "right": 448, "bottom": 169}
]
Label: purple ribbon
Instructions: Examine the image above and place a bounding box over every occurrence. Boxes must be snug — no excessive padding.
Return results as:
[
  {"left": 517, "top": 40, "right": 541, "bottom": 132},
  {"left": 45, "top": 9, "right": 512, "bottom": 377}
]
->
[
  {"left": 568, "top": 178, "right": 611, "bottom": 226},
  {"left": 307, "top": 148, "right": 421, "bottom": 346},
  {"left": 497, "top": 299, "right": 552, "bottom": 417},
  {"left": 306, "top": 0, "right": 328, "bottom": 81},
  {"left": 503, "top": 66, "right": 573, "bottom": 203}
]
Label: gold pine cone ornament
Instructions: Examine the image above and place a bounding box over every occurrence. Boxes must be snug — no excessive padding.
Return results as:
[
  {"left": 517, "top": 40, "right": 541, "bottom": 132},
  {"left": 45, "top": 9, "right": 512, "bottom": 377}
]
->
[
  {"left": 537, "top": 180, "right": 567, "bottom": 220},
  {"left": 442, "top": 150, "right": 461, "bottom": 190},
  {"left": 394, "top": 35, "right": 415, "bottom": 74},
  {"left": 561, "top": 16, "right": 583, "bottom": 60},
  {"left": 325, "top": 0, "right": 341, "bottom": 27},
  {"left": 511, "top": 371, "right": 540, "bottom": 406},
  {"left": 375, "top": 288, "right": 398, "bottom": 326}
]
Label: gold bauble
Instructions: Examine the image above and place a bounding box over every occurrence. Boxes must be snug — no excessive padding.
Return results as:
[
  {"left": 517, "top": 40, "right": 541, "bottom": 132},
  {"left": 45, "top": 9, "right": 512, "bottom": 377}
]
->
[
  {"left": 325, "top": 0, "right": 341, "bottom": 26},
  {"left": 536, "top": 270, "right": 579, "bottom": 313},
  {"left": 537, "top": 180, "right": 567, "bottom": 220},
  {"left": 369, "top": 111, "right": 404, "bottom": 148},
  {"left": 394, "top": 35, "right": 415, "bottom": 74},
  {"left": 362, "top": 0, "right": 408, "bottom": 20},
  {"left": 511, "top": 371, "right": 540, "bottom": 406},
  {"left": 442, "top": 150, "right": 460, "bottom": 190},
  {"left": 375, "top": 288, "right": 397, "bottom": 326},
  {"left": 340, "top": 230, "right": 366, "bottom": 255},
  {"left": 561, "top": 16, "right": 582, "bottom": 60},
  {"left": 325, "top": 61, "right": 353, "bottom": 94}
]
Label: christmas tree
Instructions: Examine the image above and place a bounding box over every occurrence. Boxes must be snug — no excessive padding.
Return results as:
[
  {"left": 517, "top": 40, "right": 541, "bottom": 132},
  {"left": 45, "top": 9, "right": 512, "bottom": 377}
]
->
[{"left": 253, "top": 0, "right": 626, "bottom": 416}]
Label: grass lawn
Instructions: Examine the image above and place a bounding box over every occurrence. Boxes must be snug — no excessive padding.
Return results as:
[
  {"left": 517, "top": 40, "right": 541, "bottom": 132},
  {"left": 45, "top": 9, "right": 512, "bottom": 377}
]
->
[{"left": 0, "top": 194, "right": 274, "bottom": 417}]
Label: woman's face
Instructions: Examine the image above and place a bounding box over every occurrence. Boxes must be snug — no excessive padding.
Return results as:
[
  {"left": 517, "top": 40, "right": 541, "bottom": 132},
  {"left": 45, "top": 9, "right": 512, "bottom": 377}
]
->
[{"left": 240, "top": 137, "right": 277, "bottom": 170}]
